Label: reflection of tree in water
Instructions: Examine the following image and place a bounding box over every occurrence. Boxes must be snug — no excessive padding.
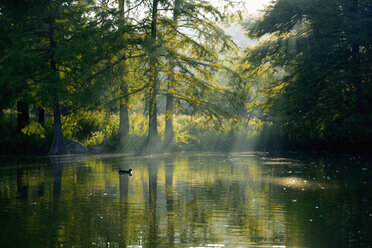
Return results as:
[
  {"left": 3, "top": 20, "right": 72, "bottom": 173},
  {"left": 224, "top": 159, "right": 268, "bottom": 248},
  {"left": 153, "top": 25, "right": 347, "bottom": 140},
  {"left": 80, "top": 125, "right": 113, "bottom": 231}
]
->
[
  {"left": 119, "top": 162, "right": 130, "bottom": 246},
  {"left": 50, "top": 156, "right": 64, "bottom": 204},
  {"left": 146, "top": 158, "right": 159, "bottom": 247},
  {"left": 16, "top": 166, "right": 46, "bottom": 201},
  {"left": 2, "top": 153, "right": 370, "bottom": 247},
  {"left": 119, "top": 166, "right": 129, "bottom": 200},
  {"left": 48, "top": 155, "right": 88, "bottom": 247},
  {"left": 50, "top": 155, "right": 86, "bottom": 203},
  {"left": 49, "top": 155, "right": 66, "bottom": 248},
  {"left": 16, "top": 168, "right": 28, "bottom": 199},
  {"left": 165, "top": 156, "right": 175, "bottom": 246}
]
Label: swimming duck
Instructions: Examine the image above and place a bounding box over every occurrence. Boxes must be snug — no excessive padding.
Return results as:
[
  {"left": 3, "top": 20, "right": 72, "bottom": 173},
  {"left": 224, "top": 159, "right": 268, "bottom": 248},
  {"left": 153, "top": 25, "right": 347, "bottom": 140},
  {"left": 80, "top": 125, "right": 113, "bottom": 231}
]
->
[{"left": 119, "top": 168, "right": 133, "bottom": 175}]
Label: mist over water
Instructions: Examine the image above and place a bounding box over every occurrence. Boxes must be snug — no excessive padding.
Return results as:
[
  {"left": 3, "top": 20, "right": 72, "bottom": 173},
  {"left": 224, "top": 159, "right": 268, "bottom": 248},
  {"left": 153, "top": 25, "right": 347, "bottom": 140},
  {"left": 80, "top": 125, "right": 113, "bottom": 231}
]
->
[{"left": 0, "top": 152, "right": 370, "bottom": 247}]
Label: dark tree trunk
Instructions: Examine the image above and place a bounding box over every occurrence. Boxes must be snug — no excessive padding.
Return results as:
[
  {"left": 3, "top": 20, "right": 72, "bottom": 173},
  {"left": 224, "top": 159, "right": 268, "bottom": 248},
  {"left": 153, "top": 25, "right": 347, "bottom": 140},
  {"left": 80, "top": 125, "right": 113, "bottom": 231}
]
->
[
  {"left": 148, "top": 75, "right": 159, "bottom": 144},
  {"left": 17, "top": 100, "right": 29, "bottom": 132},
  {"left": 48, "top": 16, "right": 66, "bottom": 155},
  {"left": 38, "top": 107, "right": 45, "bottom": 126},
  {"left": 49, "top": 102, "right": 66, "bottom": 155},
  {"left": 145, "top": 0, "right": 160, "bottom": 152},
  {"left": 117, "top": 1, "right": 130, "bottom": 145},
  {"left": 118, "top": 0, "right": 129, "bottom": 144},
  {"left": 119, "top": 92, "right": 129, "bottom": 139},
  {"left": 164, "top": 0, "right": 181, "bottom": 150},
  {"left": 164, "top": 82, "right": 174, "bottom": 146}
]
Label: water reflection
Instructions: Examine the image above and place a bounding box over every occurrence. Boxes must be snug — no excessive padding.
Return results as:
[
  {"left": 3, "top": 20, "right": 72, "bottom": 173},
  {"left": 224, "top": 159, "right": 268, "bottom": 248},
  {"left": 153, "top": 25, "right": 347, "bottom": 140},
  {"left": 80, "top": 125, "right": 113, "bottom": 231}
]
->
[
  {"left": 165, "top": 156, "right": 175, "bottom": 247},
  {"left": 50, "top": 156, "right": 64, "bottom": 203},
  {"left": 147, "top": 158, "right": 160, "bottom": 247},
  {"left": 16, "top": 167, "right": 28, "bottom": 199},
  {"left": 0, "top": 152, "right": 370, "bottom": 247}
]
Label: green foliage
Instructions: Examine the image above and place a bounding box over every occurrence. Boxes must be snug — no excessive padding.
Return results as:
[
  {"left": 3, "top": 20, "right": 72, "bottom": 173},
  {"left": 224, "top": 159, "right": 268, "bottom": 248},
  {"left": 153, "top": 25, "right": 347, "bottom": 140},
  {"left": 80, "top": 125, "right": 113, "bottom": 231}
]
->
[
  {"left": 2, "top": 0, "right": 369, "bottom": 155},
  {"left": 60, "top": 110, "right": 119, "bottom": 147},
  {"left": 244, "top": 0, "right": 372, "bottom": 151},
  {"left": 21, "top": 122, "right": 45, "bottom": 138},
  {"left": 172, "top": 115, "right": 263, "bottom": 151},
  {"left": 0, "top": 111, "right": 50, "bottom": 154}
]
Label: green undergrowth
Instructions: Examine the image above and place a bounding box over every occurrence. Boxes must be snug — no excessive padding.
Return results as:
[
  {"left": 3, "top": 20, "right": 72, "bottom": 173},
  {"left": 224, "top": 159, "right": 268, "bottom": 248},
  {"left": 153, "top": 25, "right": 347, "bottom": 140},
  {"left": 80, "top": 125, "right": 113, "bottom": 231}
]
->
[
  {"left": 0, "top": 109, "right": 265, "bottom": 154},
  {"left": 2, "top": 108, "right": 369, "bottom": 155}
]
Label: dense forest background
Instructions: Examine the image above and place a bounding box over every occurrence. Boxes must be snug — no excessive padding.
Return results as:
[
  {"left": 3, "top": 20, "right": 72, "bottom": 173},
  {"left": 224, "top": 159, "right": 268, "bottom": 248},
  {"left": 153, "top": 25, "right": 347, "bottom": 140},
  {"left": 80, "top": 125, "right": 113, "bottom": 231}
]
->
[{"left": 1, "top": 0, "right": 371, "bottom": 155}]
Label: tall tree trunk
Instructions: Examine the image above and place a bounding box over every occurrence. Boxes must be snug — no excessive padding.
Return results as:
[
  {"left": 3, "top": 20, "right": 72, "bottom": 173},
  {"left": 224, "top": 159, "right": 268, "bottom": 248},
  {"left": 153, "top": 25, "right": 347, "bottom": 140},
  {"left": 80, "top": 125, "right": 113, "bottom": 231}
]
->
[
  {"left": 38, "top": 107, "right": 45, "bottom": 126},
  {"left": 48, "top": 16, "right": 66, "bottom": 155},
  {"left": 119, "top": 85, "right": 129, "bottom": 139},
  {"left": 164, "top": 0, "right": 181, "bottom": 149},
  {"left": 49, "top": 102, "right": 66, "bottom": 155},
  {"left": 148, "top": 67, "right": 158, "bottom": 144},
  {"left": 118, "top": 0, "right": 130, "bottom": 145},
  {"left": 164, "top": 82, "right": 174, "bottom": 147},
  {"left": 17, "top": 100, "right": 29, "bottom": 132},
  {"left": 146, "top": 0, "right": 160, "bottom": 152}
]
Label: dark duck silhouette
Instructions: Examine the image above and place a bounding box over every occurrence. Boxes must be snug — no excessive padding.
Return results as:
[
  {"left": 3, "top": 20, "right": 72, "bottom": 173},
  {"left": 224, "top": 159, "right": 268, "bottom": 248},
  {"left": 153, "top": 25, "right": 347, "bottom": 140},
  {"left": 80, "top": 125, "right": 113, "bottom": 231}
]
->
[{"left": 119, "top": 168, "right": 133, "bottom": 175}]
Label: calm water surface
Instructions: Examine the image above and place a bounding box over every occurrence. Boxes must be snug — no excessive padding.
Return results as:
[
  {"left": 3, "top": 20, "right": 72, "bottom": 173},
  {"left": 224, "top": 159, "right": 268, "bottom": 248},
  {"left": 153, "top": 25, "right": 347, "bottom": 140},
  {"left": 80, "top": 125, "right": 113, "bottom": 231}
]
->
[{"left": 0, "top": 152, "right": 371, "bottom": 247}]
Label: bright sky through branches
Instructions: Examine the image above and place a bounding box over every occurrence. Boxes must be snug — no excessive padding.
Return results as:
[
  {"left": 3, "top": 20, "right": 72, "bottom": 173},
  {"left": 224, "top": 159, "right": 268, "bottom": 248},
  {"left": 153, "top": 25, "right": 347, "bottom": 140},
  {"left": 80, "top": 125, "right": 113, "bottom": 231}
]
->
[
  {"left": 214, "top": 0, "right": 272, "bottom": 15},
  {"left": 244, "top": 0, "right": 272, "bottom": 14},
  {"left": 220, "top": 0, "right": 273, "bottom": 48}
]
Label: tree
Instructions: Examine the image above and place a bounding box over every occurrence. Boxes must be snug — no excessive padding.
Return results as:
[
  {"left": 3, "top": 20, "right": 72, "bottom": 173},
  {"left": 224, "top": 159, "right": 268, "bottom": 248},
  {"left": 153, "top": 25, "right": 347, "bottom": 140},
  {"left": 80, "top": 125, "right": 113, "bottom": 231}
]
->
[
  {"left": 158, "top": 0, "right": 237, "bottom": 150},
  {"left": 164, "top": 0, "right": 181, "bottom": 148},
  {"left": 146, "top": 0, "right": 161, "bottom": 151},
  {"left": 246, "top": 0, "right": 372, "bottom": 150},
  {"left": 1, "top": 0, "right": 130, "bottom": 154},
  {"left": 115, "top": 0, "right": 150, "bottom": 144}
]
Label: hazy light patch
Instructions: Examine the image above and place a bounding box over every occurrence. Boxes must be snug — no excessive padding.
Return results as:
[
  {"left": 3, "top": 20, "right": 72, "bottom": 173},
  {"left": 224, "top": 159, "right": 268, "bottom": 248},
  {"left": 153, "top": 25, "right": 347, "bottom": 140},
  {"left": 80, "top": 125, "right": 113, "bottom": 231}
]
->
[
  {"left": 224, "top": 24, "right": 257, "bottom": 48},
  {"left": 262, "top": 161, "right": 293, "bottom": 165},
  {"left": 260, "top": 157, "right": 300, "bottom": 166},
  {"left": 189, "top": 245, "right": 225, "bottom": 248},
  {"left": 217, "top": 0, "right": 273, "bottom": 48},
  {"left": 264, "top": 176, "right": 335, "bottom": 191},
  {"left": 273, "top": 176, "right": 311, "bottom": 189}
]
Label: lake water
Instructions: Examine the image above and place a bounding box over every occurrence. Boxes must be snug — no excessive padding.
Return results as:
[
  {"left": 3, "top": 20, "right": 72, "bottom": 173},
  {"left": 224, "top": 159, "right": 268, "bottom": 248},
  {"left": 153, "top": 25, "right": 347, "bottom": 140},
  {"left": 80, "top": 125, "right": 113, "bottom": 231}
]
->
[{"left": 0, "top": 152, "right": 370, "bottom": 247}]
